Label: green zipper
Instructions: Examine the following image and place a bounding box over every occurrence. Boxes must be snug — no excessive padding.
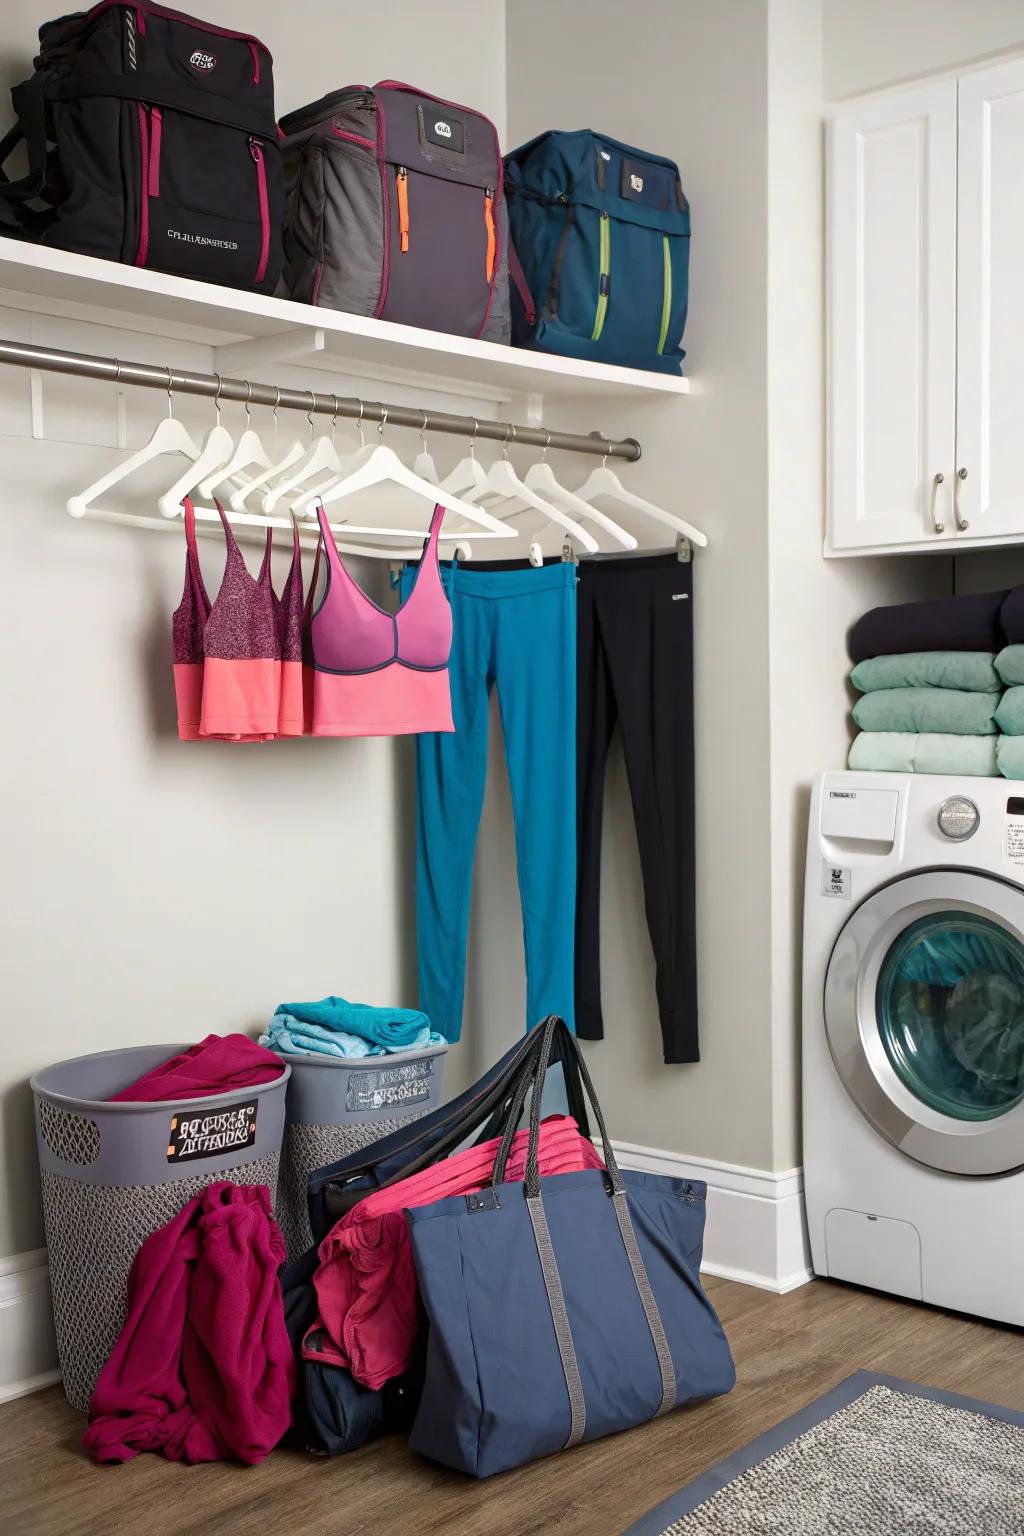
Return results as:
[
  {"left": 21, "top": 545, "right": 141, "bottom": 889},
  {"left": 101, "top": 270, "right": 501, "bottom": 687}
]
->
[
  {"left": 658, "top": 235, "right": 672, "bottom": 354},
  {"left": 591, "top": 212, "right": 611, "bottom": 341}
]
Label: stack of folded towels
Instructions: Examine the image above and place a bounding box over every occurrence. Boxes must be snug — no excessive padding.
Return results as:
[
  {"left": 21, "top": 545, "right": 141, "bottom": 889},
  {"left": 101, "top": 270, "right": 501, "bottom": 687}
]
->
[{"left": 847, "top": 588, "right": 1007, "bottom": 777}]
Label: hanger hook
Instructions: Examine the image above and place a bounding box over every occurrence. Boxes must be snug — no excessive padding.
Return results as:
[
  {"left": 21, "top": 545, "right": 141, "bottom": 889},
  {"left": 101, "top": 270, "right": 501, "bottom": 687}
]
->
[
  {"left": 243, "top": 379, "right": 252, "bottom": 426},
  {"left": 355, "top": 398, "right": 365, "bottom": 450},
  {"left": 502, "top": 421, "right": 512, "bottom": 460},
  {"left": 469, "top": 417, "right": 478, "bottom": 459},
  {"left": 165, "top": 364, "right": 174, "bottom": 420},
  {"left": 378, "top": 405, "right": 387, "bottom": 441},
  {"left": 112, "top": 356, "right": 121, "bottom": 387},
  {"left": 420, "top": 409, "right": 429, "bottom": 450},
  {"left": 212, "top": 372, "right": 224, "bottom": 424},
  {"left": 542, "top": 429, "right": 551, "bottom": 463},
  {"left": 599, "top": 433, "right": 610, "bottom": 468},
  {"left": 331, "top": 393, "right": 339, "bottom": 442},
  {"left": 306, "top": 390, "right": 316, "bottom": 435}
]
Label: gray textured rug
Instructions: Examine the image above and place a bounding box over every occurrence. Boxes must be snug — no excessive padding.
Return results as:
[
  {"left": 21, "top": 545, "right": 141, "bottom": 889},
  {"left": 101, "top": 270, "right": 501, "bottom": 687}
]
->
[{"left": 626, "top": 1371, "right": 1024, "bottom": 1536}]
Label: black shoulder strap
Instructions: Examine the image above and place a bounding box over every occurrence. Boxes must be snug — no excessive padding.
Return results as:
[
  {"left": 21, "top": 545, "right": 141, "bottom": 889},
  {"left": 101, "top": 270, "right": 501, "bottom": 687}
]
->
[{"left": 0, "top": 71, "right": 55, "bottom": 234}]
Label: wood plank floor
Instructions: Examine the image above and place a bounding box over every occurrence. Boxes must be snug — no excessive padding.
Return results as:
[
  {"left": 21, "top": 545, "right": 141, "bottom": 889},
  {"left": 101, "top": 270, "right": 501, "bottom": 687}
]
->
[{"left": 2, "top": 1276, "right": 1022, "bottom": 1536}]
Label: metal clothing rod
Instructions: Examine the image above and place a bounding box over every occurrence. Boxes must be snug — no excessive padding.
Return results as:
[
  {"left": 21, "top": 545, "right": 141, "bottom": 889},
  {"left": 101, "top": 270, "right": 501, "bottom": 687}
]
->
[{"left": 0, "top": 338, "right": 642, "bottom": 462}]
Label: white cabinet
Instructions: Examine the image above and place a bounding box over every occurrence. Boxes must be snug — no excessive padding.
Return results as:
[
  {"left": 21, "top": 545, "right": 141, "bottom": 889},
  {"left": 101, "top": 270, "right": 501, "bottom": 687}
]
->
[{"left": 827, "top": 58, "right": 1024, "bottom": 556}]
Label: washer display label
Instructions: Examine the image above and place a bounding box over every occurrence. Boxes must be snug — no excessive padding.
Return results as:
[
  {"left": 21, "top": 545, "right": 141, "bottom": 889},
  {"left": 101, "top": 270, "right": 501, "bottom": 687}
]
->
[
  {"left": 821, "top": 861, "right": 852, "bottom": 899},
  {"left": 1005, "top": 797, "right": 1024, "bottom": 869}
]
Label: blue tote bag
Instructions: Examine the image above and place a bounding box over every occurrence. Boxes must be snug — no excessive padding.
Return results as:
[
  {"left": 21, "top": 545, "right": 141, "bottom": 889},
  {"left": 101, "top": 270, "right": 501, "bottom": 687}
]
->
[{"left": 407, "top": 1018, "right": 735, "bottom": 1477}]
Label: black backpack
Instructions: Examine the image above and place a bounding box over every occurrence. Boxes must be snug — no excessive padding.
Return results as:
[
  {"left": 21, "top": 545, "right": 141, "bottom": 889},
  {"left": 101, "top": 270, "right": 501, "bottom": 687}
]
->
[{"left": 0, "top": 2, "right": 283, "bottom": 294}]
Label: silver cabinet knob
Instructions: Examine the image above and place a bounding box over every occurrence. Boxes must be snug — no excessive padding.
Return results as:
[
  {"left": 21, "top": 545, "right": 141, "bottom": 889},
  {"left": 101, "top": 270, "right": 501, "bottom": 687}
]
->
[
  {"left": 954, "top": 466, "right": 969, "bottom": 531},
  {"left": 931, "top": 471, "right": 946, "bottom": 534}
]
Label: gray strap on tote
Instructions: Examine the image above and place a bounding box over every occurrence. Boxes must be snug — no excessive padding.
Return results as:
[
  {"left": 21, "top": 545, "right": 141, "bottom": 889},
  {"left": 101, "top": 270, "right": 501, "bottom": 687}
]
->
[
  {"left": 514, "top": 1018, "right": 678, "bottom": 1447},
  {"left": 527, "top": 1192, "right": 587, "bottom": 1447}
]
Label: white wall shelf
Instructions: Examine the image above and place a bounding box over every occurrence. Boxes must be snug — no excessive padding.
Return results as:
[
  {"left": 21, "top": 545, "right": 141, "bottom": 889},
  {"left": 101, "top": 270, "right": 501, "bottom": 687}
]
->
[{"left": 0, "top": 237, "right": 692, "bottom": 406}]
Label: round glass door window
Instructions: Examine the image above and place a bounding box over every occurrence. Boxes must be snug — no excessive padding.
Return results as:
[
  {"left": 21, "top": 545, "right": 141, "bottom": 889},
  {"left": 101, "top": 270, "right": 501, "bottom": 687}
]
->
[{"left": 875, "top": 911, "right": 1024, "bottom": 1121}]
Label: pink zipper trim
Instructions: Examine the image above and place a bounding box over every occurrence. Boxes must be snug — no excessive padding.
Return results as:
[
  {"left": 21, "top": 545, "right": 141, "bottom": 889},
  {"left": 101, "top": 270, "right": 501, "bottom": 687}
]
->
[
  {"left": 331, "top": 125, "right": 375, "bottom": 150},
  {"left": 134, "top": 102, "right": 149, "bottom": 266},
  {"left": 247, "top": 41, "right": 260, "bottom": 85},
  {"left": 134, "top": 5, "right": 145, "bottom": 34},
  {"left": 372, "top": 81, "right": 504, "bottom": 334},
  {"left": 148, "top": 105, "right": 162, "bottom": 196},
  {"left": 373, "top": 89, "right": 391, "bottom": 318},
  {"left": 251, "top": 138, "right": 269, "bottom": 285}
]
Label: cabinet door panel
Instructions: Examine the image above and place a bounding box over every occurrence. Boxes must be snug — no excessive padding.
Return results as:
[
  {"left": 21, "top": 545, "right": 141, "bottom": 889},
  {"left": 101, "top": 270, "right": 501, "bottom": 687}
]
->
[
  {"left": 828, "top": 82, "right": 957, "bottom": 553},
  {"left": 956, "top": 58, "right": 1024, "bottom": 544}
]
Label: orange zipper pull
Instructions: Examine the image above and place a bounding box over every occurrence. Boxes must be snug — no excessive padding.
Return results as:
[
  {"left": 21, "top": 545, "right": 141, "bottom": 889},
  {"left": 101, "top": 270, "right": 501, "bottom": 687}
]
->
[
  {"left": 397, "top": 166, "right": 409, "bottom": 253},
  {"left": 484, "top": 188, "right": 496, "bottom": 281}
]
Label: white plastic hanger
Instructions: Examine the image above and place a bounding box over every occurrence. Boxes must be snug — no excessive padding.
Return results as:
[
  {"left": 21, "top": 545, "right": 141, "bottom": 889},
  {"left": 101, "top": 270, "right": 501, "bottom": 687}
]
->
[
  {"left": 414, "top": 414, "right": 491, "bottom": 500},
  {"left": 514, "top": 434, "right": 636, "bottom": 550},
  {"left": 199, "top": 382, "right": 272, "bottom": 499},
  {"left": 574, "top": 441, "right": 708, "bottom": 548},
  {"left": 263, "top": 393, "right": 348, "bottom": 514},
  {"left": 228, "top": 386, "right": 306, "bottom": 512},
  {"left": 461, "top": 426, "right": 599, "bottom": 553},
  {"left": 290, "top": 399, "right": 370, "bottom": 518},
  {"left": 157, "top": 374, "right": 235, "bottom": 520},
  {"left": 67, "top": 362, "right": 201, "bottom": 520},
  {"left": 313, "top": 409, "right": 516, "bottom": 540}
]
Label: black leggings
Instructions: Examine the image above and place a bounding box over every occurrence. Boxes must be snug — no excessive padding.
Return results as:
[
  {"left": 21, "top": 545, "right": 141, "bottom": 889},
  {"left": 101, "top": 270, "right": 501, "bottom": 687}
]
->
[{"left": 575, "top": 554, "right": 697, "bottom": 1063}]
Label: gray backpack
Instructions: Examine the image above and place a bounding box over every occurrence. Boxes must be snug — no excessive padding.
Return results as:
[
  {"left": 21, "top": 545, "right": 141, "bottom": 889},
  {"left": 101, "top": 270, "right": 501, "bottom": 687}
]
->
[{"left": 280, "top": 81, "right": 510, "bottom": 343}]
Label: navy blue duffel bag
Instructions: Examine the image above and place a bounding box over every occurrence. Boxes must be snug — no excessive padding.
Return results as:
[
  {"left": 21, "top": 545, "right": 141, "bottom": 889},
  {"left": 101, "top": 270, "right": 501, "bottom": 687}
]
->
[{"left": 407, "top": 1017, "right": 735, "bottom": 1477}]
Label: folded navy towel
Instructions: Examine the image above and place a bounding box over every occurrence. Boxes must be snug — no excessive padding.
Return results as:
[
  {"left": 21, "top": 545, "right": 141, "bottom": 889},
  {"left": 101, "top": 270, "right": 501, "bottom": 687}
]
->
[
  {"left": 848, "top": 589, "right": 1008, "bottom": 664},
  {"left": 1000, "top": 588, "right": 1024, "bottom": 644}
]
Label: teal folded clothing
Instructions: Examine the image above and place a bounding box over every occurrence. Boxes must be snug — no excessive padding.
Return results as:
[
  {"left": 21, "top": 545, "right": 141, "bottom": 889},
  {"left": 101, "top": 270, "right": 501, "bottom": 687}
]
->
[
  {"left": 848, "top": 732, "right": 998, "bottom": 776},
  {"left": 997, "top": 737, "right": 1024, "bottom": 780},
  {"left": 259, "top": 1015, "right": 443, "bottom": 1059},
  {"left": 273, "top": 996, "right": 432, "bottom": 1051},
  {"left": 996, "top": 645, "right": 1024, "bottom": 686},
  {"left": 852, "top": 688, "right": 1000, "bottom": 735},
  {"left": 995, "top": 687, "right": 1024, "bottom": 736},
  {"left": 850, "top": 651, "right": 999, "bottom": 694}
]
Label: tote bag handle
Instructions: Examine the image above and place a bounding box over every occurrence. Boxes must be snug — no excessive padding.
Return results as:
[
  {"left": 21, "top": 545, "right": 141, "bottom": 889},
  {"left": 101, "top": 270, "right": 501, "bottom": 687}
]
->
[{"left": 491, "top": 1016, "right": 625, "bottom": 1197}]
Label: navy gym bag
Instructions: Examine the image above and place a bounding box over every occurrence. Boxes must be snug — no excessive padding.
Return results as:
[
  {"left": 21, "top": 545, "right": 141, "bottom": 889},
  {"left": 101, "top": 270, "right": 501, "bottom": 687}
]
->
[
  {"left": 407, "top": 1017, "right": 735, "bottom": 1477},
  {"left": 504, "top": 129, "right": 690, "bottom": 375}
]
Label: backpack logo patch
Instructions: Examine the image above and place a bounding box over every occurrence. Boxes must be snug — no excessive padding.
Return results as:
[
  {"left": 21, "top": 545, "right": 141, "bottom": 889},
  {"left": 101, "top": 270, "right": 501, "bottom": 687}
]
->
[
  {"left": 423, "top": 113, "right": 465, "bottom": 152},
  {"left": 630, "top": 173, "right": 644, "bottom": 192},
  {"left": 189, "top": 49, "right": 217, "bottom": 73},
  {"left": 434, "top": 120, "right": 452, "bottom": 139}
]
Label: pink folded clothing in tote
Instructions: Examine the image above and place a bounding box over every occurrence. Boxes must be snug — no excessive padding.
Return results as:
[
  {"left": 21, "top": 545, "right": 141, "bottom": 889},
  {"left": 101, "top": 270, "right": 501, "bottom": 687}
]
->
[
  {"left": 83, "top": 1182, "right": 293, "bottom": 1465},
  {"left": 309, "top": 1115, "right": 604, "bottom": 1391},
  {"left": 109, "top": 1033, "right": 284, "bottom": 1102}
]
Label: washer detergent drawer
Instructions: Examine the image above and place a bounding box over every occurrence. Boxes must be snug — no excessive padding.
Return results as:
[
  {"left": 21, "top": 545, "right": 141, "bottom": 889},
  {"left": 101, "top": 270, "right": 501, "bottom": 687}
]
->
[{"left": 825, "top": 1207, "right": 922, "bottom": 1299}]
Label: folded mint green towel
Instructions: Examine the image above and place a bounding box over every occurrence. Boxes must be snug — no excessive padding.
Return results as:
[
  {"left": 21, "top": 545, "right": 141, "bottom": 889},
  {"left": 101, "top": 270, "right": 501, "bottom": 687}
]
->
[
  {"left": 849, "top": 732, "right": 998, "bottom": 776},
  {"left": 998, "top": 737, "right": 1024, "bottom": 779},
  {"left": 995, "top": 687, "right": 1024, "bottom": 736},
  {"left": 850, "top": 651, "right": 998, "bottom": 693},
  {"left": 996, "top": 646, "right": 1024, "bottom": 686},
  {"left": 852, "top": 688, "right": 1000, "bottom": 735}
]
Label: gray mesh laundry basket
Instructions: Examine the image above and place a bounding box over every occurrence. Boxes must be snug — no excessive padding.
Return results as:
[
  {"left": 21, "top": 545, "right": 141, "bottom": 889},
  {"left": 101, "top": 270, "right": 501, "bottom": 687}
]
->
[
  {"left": 277, "top": 1045, "right": 447, "bottom": 1259},
  {"left": 32, "top": 1043, "right": 290, "bottom": 1413}
]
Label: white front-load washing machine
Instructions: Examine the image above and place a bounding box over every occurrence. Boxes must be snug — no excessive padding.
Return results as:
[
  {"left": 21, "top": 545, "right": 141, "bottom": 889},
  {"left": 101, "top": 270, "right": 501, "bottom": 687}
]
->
[{"left": 803, "top": 770, "right": 1024, "bottom": 1325}]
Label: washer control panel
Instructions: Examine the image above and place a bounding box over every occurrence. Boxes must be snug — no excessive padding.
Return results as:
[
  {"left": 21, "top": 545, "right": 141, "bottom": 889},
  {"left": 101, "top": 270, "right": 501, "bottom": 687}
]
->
[{"left": 937, "top": 796, "right": 980, "bottom": 841}]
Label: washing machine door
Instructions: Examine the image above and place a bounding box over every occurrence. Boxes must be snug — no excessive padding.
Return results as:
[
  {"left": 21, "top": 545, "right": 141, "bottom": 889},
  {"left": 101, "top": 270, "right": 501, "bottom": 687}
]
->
[{"left": 824, "top": 870, "right": 1024, "bottom": 1175}]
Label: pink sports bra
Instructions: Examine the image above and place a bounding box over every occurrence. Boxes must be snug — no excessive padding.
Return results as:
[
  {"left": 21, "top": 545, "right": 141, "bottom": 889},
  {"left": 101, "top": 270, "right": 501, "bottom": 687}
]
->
[{"left": 310, "top": 501, "right": 454, "bottom": 737}]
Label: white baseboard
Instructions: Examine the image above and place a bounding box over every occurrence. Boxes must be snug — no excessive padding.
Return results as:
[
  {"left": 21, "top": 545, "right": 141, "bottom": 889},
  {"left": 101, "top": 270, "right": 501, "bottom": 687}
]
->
[
  {"left": 0, "top": 1250, "right": 59, "bottom": 1404},
  {"left": 611, "top": 1140, "right": 813, "bottom": 1295}
]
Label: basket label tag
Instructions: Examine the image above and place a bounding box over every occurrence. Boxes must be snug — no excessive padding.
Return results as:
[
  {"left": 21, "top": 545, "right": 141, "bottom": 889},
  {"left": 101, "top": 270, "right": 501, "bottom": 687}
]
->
[
  {"left": 346, "top": 1058, "right": 434, "bottom": 1113},
  {"left": 166, "top": 1099, "right": 258, "bottom": 1162}
]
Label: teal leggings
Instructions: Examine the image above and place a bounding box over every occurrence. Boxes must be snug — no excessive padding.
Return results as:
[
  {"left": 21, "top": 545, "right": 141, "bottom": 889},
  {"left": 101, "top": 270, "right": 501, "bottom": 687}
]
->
[{"left": 402, "top": 561, "right": 577, "bottom": 1041}]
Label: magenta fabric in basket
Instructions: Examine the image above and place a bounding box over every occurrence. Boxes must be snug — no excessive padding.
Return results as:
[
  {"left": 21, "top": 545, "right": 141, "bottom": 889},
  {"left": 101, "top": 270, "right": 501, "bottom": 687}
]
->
[
  {"left": 108, "top": 1034, "right": 284, "bottom": 1102},
  {"left": 83, "top": 1182, "right": 293, "bottom": 1465},
  {"left": 308, "top": 1115, "right": 604, "bottom": 1391}
]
